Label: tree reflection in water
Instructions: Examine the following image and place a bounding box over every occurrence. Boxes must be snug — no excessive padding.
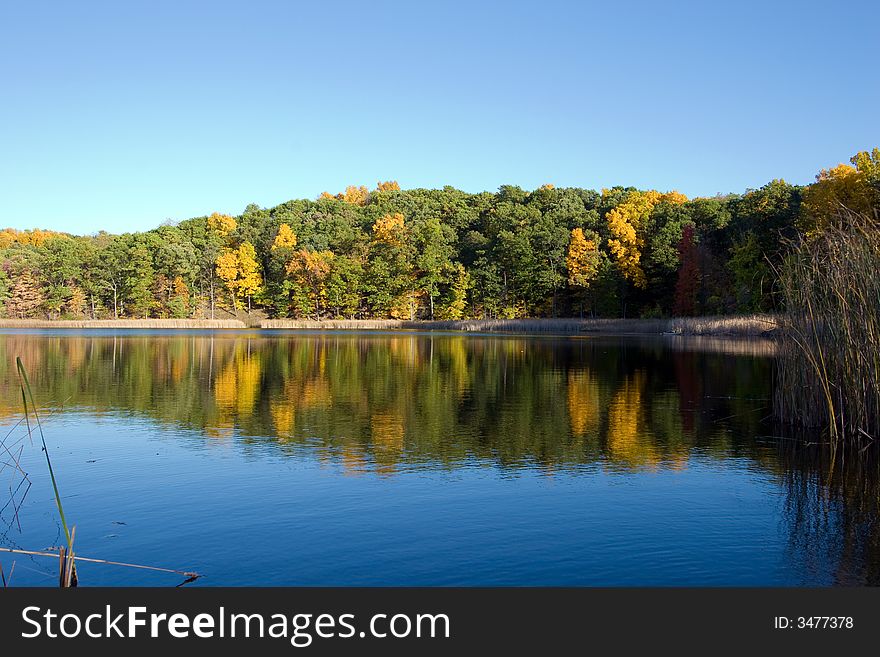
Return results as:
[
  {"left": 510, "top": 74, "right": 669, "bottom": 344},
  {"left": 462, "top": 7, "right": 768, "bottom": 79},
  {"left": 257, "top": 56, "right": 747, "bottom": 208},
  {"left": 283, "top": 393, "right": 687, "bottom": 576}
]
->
[{"left": 0, "top": 331, "right": 877, "bottom": 584}]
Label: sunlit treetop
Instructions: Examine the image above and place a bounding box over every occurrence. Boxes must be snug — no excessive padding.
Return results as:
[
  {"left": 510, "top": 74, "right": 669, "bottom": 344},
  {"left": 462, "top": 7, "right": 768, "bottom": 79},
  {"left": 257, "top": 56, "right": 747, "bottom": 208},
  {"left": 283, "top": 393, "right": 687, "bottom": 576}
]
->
[
  {"left": 207, "top": 212, "right": 237, "bottom": 237},
  {"left": 372, "top": 212, "right": 406, "bottom": 245},
  {"left": 0, "top": 228, "right": 66, "bottom": 248},
  {"left": 801, "top": 150, "right": 880, "bottom": 233},
  {"left": 271, "top": 223, "right": 298, "bottom": 251}
]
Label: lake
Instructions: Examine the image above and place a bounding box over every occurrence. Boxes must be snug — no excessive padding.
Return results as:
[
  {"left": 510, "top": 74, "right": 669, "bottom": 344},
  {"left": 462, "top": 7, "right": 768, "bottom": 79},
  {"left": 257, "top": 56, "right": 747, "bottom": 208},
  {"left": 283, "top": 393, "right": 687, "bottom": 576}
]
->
[{"left": 1, "top": 330, "right": 877, "bottom": 586}]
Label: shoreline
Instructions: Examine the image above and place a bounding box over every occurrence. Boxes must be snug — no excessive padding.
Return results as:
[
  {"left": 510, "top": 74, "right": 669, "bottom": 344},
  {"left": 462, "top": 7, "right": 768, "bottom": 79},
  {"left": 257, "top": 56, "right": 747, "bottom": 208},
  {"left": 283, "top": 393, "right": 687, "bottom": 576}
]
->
[{"left": 0, "top": 315, "right": 779, "bottom": 337}]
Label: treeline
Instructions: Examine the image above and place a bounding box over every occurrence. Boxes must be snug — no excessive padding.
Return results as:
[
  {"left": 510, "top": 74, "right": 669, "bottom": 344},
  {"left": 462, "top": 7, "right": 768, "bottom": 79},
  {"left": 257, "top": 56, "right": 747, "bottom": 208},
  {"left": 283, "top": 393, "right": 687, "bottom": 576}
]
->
[{"left": 1, "top": 149, "right": 877, "bottom": 321}]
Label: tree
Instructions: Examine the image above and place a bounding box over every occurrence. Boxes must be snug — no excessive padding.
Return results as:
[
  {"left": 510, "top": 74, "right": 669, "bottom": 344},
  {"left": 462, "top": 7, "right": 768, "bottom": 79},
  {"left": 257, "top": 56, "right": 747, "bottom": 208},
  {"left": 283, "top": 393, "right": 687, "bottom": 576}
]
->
[
  {"left": 272, "top": 223, "right": 298, "bottom": 251},
  {"left": 435, "top": 262, "right": 469, "bottom": 319},
  {"left": 727, "top": 232, "right": 769, "bottom": 312},
  {"left": 216, "top": 249, "right": 240, "bottom": 309},
  {"left": 566, "top": 228, "right": 601, "bottom": 316},
  {"left": 168, "top": 275, "right": 192, "bottom": 318},
  {"left": 412, "top": 217, "right": 453, "bottom": 319},
  {"left": 851, "top": 147, "right": 880, "bottom": 195},
  {"left": 65, "top": 284, "right": 88, "bottom": 318},
  {"left": 376, "top": 180, "right": 400, "bottom": 192},
  {"left": 286, "top": 249, "right": 335, "bottom": 318},
  {"left": 341, "top": 185, "right": 369, "bottom": 205},
  {"left": 207, "top": 212, "right": 237, "bottom": 237},
  {"left": 124, "top": 236, "right": 156, "bottom": 318},
  {"left": 366, "top": 213, "right": 413, "bottom": 317},
  {"left": 39, "top": 236, "right": 100, "bottom": 317},
  {"left": 326, "top": 255, "right": 364, "bottom": 318},
  {"left": 216, "top": 242, "right": 263, "bottom": 312},
  {"left": 606, "top": 190, "right": 687, "bottom": 290},
  {"left": 801, "top": 150, "right": 880, "bottom": 234},
  {"left": 673, "top": 224, "right": 700, "bottom": 316},
  {"left": 236, "top": 242, "right": 263, "bottom": 312},
  {"left": 566, "top": 228, "right": 600, "bottom": 288},
  {"left": 372, "top": 212, "right": 406, "bottom": 244},
  {"left": 4, "top": 151, "right": 876, "bottom": 323},
  {"left": 95, "top": 235, "right": 129, "bottom": 318},
  {"left": 5, "top": 269, "right": 44, "bottom": 318}
]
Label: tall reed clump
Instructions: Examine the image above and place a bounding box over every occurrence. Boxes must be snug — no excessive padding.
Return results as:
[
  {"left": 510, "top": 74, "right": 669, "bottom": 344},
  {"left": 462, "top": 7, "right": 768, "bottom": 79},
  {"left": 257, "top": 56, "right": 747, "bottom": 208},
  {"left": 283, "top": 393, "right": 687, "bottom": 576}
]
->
[{"left": 774, "top": 209, "right": 880, "bottom": 443}]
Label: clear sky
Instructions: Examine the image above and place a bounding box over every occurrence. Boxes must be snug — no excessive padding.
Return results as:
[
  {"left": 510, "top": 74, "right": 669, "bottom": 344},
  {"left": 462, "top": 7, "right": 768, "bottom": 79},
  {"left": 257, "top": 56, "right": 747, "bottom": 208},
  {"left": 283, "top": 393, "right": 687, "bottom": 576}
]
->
[{"left": 1, "top": 0, "right": 877, "bottom": 235}]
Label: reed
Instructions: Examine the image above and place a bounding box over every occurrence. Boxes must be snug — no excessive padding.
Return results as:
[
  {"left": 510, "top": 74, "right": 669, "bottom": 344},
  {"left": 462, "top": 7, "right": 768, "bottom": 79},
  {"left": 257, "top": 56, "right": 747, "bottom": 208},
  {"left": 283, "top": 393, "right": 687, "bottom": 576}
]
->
[
  {"left": 1, "top": 359, "right": 201, "bottom": 586},
  {"left": 666, "top": 315, "right": 778, "bottom": 337},
  {"left": 16, "top": 357, "right": 77, "bottom": 586},
  {"left": 774, "top": 209, "right": 880, "bottom": 443},
  {"left": 0, "top": 546, "right": 200, "bottom": 585},
  {"left": 261, "top": 315, "right": 778, "bottom": 336},
  {"left": 0, "top": 561, "right": 12, "bottom": 587}
]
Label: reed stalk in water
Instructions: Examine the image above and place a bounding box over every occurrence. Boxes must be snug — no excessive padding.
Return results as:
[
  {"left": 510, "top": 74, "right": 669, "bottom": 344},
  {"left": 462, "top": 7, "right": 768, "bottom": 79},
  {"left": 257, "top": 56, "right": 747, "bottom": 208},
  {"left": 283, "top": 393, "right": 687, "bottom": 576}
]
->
[
  {"left": 6, "top": 358, "right": 201, "bottom": 586},
  {"left": 16, "top": 357, "right": 77, "bottom": 586},
  {"left": 774, "top": 209, "right": 880, "bottom": 443}
]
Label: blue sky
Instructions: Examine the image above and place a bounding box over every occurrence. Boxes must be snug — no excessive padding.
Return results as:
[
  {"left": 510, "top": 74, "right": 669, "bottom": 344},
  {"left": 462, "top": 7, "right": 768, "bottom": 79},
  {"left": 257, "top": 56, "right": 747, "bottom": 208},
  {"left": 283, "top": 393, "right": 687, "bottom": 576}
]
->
[{"left": 1, "top": 0, "right": 877, "bottom": 235}]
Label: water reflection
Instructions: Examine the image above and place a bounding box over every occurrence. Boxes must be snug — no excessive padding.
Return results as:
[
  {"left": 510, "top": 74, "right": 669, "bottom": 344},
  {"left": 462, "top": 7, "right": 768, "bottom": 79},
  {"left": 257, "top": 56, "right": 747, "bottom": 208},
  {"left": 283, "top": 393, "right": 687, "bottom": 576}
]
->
[
  {"left": 774, "top": 445, "right": 880, "bottom": 586},
  {"left": 0, "top": 331, "right": 877, "bottom": 585},
  {"left": 0, "top": 332, "right": 774, "bottom": 474}
]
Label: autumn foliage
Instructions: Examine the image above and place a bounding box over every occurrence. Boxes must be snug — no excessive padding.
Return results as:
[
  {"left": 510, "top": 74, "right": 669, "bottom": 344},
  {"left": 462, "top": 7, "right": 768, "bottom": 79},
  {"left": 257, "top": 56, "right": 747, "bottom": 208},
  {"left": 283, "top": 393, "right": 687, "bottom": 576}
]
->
[
  {"left": 606, "top": 190, "right": 687, "bottom": 289},
  {"left": 216, "top": 242, "right": 263, "bottom": 310},
  {"left": 1, "top": 148, "right": 877, "bottom": 321},
  {"left": 566, "top": 228, "right": 600, "bottom": 288}
]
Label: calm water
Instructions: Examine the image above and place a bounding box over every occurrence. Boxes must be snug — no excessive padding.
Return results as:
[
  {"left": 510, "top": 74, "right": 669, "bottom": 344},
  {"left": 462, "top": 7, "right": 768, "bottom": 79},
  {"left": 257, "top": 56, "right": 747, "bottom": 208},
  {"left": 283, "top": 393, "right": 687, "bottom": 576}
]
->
[{"left": 0, "top": 330, "right": 878, "bottom": 586}]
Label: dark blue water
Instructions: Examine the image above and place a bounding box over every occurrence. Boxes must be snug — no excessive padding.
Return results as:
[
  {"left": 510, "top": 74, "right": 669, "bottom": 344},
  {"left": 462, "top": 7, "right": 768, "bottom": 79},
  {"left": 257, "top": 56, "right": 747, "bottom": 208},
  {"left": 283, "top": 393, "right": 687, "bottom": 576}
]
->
[{"left": 0, "top": 331, "right": 876, "bottom": 586}]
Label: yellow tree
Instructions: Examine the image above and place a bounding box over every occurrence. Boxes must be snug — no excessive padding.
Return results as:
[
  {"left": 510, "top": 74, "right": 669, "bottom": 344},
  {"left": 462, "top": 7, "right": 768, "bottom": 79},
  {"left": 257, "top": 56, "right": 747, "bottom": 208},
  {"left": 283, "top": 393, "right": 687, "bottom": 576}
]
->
[
  {"left": 286, "top": 249, "right": 335, "bottom": 318},
  {"left": 0, "top": 229, "right": 17, "bottom": 248},
  {"left": 215, "top": 249, "right": 240, "bottom": 308},
  {"left": 317, "top": 186, "right": 369, "bottom": 204},
  {"left": 215, "top": 242, "right": 263, "bottom": 311},
  {"left": 207, "top": 212, "right": 237, "bottom": 238},
  {"left": 271, "top": 223, "right": 298, "bottom": 251},
  {"left": 606, "top": 190, "right": 686, "bottom": 288},
  {"left": 662, "top": 190, "right": 689, "bottom": 205},
  {"left": 15, "top": 229, "right": 61, "bottom": 246},
  {"left": 65, "top": 285, "right": 88, "bottom": 318},
  {"left": 801, "top": 152, "right": 879, "bottom": 234},
  {"left": 566, "top": 228, "right": 600, "bottom": 288},
  {"left": 566, "top": 227, "right": 601, "bottom": 317},
  {"left": 376, "top": 180, "right": 400, "bottom": 192},
  {"left": 236, "top": 242, "right": 263, "bottom": 311},
  {"left": 342, "top": 185, "right": 369, "bottom": 205},
  {"left": 372, "top": 212, "right": 406, "bottom": 244}
]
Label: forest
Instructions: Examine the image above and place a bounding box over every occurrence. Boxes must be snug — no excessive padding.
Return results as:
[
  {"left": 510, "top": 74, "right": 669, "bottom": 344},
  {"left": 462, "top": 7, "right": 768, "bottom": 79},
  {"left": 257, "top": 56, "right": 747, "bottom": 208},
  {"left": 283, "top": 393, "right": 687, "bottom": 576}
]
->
[{"left": 1, "top": 148, "right": 878, "bottom": 322}]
